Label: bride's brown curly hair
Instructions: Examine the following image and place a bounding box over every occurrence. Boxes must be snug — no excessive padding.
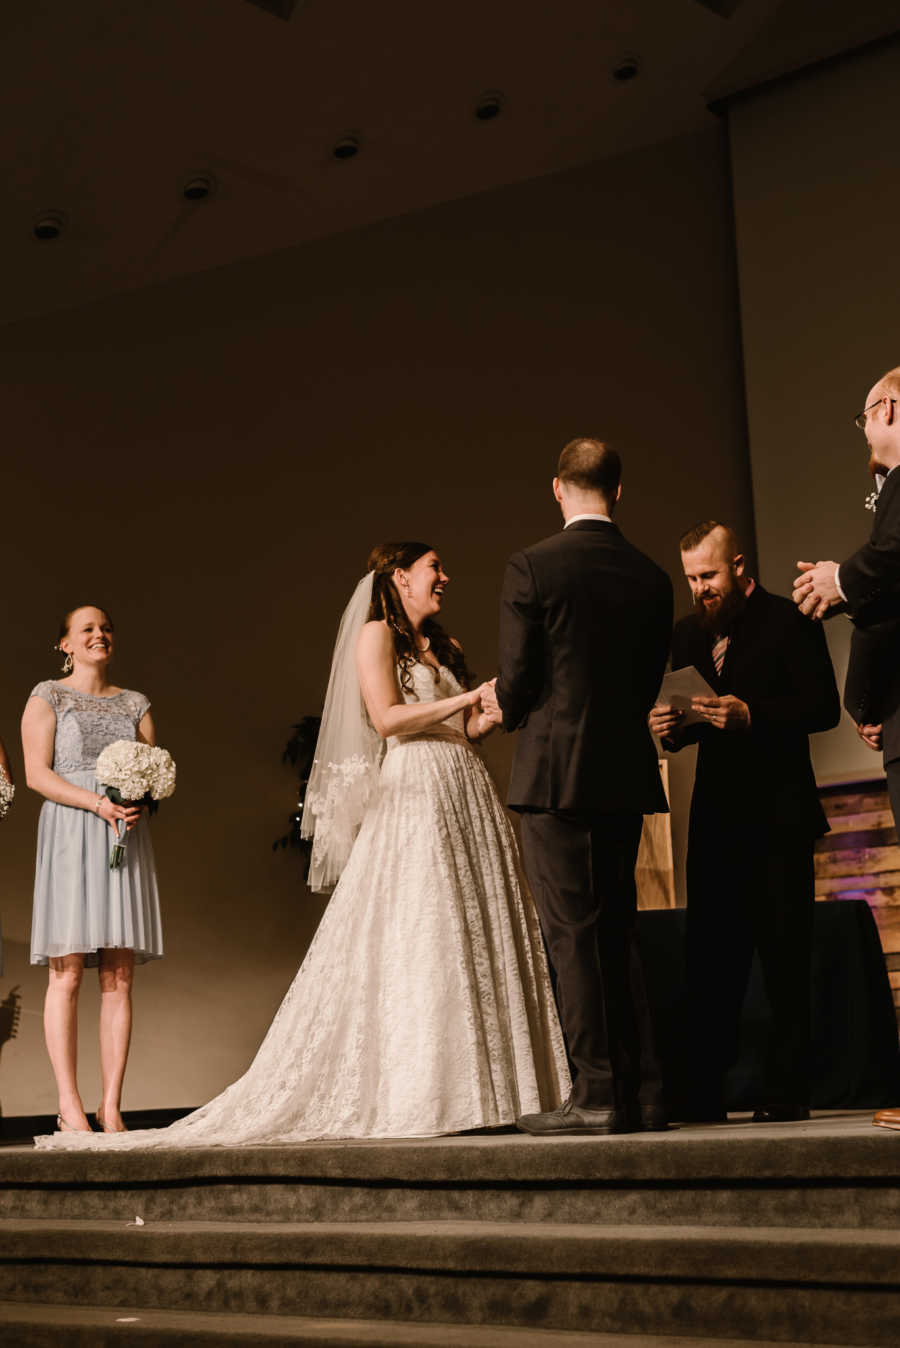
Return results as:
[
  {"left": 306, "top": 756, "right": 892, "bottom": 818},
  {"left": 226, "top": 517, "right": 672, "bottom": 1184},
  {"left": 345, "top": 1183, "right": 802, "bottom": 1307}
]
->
[{"left": 367, "top": 541, "right": 473, "bottom": 694}]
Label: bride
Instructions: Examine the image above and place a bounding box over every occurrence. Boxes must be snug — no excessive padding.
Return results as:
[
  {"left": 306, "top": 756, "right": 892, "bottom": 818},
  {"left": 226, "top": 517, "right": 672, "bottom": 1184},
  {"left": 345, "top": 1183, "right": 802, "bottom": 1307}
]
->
[{"left": 35, "top": 541, "right": 569, "bottom": 1149}]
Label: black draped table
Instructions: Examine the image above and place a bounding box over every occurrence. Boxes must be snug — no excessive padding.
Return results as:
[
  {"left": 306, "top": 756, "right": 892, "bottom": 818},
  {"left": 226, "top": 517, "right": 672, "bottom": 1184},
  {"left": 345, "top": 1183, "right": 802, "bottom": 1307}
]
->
[{"left": 637, "top": 900, "right": 900, "bottom": 1112}]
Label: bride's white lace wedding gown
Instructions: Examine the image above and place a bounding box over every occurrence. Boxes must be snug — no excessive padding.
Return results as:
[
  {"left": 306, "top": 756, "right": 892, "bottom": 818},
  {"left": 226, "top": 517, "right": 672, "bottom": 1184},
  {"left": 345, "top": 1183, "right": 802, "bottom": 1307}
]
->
[{"left": 36, "top": 661, "right": 569, "bottom": 1149}]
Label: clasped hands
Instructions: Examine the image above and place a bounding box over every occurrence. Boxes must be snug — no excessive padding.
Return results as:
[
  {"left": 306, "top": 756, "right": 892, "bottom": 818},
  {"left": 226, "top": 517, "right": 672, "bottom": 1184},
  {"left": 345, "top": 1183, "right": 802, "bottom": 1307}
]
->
[
  {"left": 792, "top": 560, "right": 841, "bottom": 619},
  {"left": 649, "top": 694, "right": 751, "bottom": 737},
  {"left": 856, "top": 721, "right": 883, "bottom": 752},
  {"left": 478, "top": 678, "right": 502, "bottom": 726},
  {"left": 463, "top": 679, "right": 504, "bottom": 739}
]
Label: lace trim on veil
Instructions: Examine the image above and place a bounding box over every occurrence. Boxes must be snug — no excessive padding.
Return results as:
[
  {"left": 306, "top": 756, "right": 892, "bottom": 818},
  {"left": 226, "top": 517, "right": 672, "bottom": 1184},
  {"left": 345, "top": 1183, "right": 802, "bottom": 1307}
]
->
[
  {"left": 301, "top": 573, "right": 384, "bottom": 892},
  {"left": 305, "top": 752, "right": 379, "bottom": 890}
]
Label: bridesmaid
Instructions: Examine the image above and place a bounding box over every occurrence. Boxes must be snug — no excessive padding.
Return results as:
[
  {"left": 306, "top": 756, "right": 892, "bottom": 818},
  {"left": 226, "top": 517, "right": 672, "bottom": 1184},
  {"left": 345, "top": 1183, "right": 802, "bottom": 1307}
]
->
[{"left": 21, "top": 606, "right": 163, "bottom": 1133}]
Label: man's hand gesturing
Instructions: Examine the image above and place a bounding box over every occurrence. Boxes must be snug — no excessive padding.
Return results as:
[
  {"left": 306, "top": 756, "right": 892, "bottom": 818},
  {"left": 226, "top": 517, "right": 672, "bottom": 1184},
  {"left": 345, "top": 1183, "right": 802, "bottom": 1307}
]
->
[
  {"left": 793, "top": 560, "right": 841, "bottom": 619},
  {"left": 690, "top": 694, "right": 751, "bottom": 732}
]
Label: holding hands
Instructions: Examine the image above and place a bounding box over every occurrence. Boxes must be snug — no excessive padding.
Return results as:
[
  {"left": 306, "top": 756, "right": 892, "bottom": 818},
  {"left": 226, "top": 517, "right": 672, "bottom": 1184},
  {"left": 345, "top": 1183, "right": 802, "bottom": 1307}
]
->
[
  {"left": 793, "top": 560, "right": 841, "bottom": 619},
  {"left": 479, "top": 679, "right": 502, "bottom": 724},
  {"left": 464, "top": 679, "right": 503, "bottom": 741}
]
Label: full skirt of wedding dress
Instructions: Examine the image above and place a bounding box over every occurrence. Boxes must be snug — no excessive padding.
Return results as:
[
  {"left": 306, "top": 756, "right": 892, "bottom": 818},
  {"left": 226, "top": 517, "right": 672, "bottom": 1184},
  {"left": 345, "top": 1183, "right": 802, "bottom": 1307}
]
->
[{"left": 35, "top": 735, "right": 570, "bottom": 1149}]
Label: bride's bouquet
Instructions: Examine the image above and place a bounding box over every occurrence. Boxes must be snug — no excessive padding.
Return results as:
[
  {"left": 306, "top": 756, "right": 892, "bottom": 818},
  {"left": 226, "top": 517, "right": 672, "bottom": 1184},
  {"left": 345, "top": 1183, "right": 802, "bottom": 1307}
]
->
[
  {"left": 95, "top": 740, "right": 176, "bottom": 869},
  {"left": 0, "top": 770, "right": 14, "bottom": 821}
]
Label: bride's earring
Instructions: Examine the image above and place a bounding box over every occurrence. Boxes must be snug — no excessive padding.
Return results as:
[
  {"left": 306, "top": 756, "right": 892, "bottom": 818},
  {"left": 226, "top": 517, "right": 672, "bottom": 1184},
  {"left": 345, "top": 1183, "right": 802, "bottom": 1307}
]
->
[{"left": 61, "top": 653, "right": 73, "bottom": 674}]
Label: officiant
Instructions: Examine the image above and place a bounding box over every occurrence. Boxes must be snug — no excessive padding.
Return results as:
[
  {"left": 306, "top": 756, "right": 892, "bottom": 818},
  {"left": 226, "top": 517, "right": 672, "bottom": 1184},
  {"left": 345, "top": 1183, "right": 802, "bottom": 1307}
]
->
[{"left": 649, "top": 522, "right": 839, "bottom": 1123}]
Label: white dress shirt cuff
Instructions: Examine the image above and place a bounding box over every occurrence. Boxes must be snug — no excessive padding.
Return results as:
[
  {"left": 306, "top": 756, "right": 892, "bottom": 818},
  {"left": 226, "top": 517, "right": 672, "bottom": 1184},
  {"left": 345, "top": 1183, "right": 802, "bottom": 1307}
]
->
[{"left": 834, "top": 565, "right": 847, "bottom": 603}]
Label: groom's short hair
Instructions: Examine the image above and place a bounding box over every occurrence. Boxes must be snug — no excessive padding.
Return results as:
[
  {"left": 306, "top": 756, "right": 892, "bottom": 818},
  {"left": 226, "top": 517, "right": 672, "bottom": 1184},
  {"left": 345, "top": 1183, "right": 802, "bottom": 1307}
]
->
[{"left": 557, "top": 438, "right": 621, "bottom": 497}]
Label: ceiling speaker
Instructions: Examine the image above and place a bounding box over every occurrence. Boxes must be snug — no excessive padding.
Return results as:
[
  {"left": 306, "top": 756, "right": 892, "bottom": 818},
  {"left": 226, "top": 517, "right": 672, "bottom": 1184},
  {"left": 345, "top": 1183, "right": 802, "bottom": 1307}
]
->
[
  {"left": 245, "top": 0, "right": 304, "bottom": 18},
  {"left": 692, "top": 0, "right": 744, "bottom": 15}
]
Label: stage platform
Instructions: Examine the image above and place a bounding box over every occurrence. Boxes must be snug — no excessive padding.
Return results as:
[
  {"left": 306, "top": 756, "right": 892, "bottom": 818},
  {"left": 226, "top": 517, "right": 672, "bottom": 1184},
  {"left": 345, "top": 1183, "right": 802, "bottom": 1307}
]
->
[{"left": 0, "top": 1112, "right": 898, "bottom": 1346}]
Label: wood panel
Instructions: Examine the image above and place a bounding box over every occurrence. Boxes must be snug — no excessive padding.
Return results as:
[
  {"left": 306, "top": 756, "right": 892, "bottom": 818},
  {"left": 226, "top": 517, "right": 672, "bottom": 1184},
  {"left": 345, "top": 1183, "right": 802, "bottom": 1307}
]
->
[
  {"left": 824, "top": 808, "right": 896, "bottom": 835},
  {"left": 815, "top": 844, "right": 900, "bottom": 879},
  {"left": 819, "top": 789, "right": 893, "bottom": 817},
  {"left": 816, "top": 870, "right": 900, "bottom": 897},
  {"left": 636, "top": 761, "right": 676, "bottom": 910},
  {"left": 817, "top": 778, "right": 900, "bottom": 1013}
]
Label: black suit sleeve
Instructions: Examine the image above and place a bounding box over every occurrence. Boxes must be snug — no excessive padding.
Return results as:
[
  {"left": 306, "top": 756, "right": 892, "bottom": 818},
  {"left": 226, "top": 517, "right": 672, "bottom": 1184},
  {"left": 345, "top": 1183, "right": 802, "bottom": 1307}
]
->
[
  {"left": 643, "top": 575, "right": 674, "bottom": 712},
  {"left": 746, "top": 611, "right": 840, "bottom": 736},
  {"left": 839, "top": 474, "right": 900, "bottom": 623},
  {"left": 496, "top": 550, "right": 544, "bottom": 732}
]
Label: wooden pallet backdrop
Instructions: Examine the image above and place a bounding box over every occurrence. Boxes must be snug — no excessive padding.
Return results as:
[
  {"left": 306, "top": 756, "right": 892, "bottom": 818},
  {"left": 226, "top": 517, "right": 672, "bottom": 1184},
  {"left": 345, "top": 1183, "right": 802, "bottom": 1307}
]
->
[{"left": 816, "top": 778, "right": 900, "bottom": 1023}]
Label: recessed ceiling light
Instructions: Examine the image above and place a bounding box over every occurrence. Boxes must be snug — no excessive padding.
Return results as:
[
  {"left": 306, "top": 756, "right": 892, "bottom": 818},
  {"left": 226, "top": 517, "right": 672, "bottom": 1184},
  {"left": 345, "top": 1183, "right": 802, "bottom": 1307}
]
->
[
  {"left": 33, "top": 211, "right": 65, "bottom": 241},
  {"left": 332, "top": 135, "right": 361, "bottom": 161},
  {"left": 182, "top": 174, "right": 216, "bottom": 202},
  {"left": 475, "top": 91, "right": 505, "bottom": 122},
  {"left": 612, "top": 55, "right": 640, "bottom": 82}
]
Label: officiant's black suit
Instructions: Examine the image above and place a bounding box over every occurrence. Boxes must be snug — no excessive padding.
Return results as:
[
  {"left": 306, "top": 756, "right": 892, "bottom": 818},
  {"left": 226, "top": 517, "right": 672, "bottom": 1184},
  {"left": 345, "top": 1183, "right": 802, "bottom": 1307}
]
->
[
  {"left": 665, "top": 585, "right": 839, "bottom": 1114},
  {"left": 496, "top": 519, "right": 673, "bottom": 1113}
]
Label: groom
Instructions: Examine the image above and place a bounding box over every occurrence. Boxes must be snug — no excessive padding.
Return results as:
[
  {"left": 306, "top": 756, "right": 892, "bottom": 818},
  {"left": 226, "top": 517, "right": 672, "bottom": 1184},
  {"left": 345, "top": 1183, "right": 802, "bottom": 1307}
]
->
[{"left": 482, "top": 438, "right": 673, "bottom": 1134}]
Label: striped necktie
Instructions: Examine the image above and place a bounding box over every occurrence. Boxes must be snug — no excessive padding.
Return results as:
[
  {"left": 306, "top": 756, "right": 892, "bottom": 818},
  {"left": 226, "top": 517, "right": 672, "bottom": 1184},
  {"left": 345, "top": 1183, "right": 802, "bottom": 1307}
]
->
[{"left": 712, "top": 634, "right": 729, "bottom": 677}]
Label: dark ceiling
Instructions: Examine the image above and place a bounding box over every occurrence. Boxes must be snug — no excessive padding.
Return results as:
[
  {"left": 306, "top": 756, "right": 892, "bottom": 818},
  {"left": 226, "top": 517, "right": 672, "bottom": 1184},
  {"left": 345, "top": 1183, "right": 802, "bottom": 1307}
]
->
[{"left": 1, "top": 0, "right": 893, "bottom": 324}]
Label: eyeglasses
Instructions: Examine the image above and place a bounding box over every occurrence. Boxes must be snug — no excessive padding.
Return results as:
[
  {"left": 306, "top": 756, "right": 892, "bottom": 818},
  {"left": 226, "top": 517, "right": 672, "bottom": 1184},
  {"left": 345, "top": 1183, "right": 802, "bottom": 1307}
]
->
[{"left": 855, "top": 397, "right": 898, "bottom": 431}]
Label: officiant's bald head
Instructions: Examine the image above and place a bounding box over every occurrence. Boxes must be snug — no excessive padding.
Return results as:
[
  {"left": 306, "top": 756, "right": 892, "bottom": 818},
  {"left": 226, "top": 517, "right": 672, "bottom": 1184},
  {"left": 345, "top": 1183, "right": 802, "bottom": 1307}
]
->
[{"left": 553, "top": 438, "right": 622, "bottom": 520}]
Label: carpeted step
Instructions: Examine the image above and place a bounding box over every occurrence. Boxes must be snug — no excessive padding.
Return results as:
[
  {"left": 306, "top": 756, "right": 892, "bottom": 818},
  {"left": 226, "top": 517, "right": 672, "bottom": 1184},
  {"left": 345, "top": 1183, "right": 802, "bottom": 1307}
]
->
[
  {"left": 4, "top": 1115, "right": 898, "bottom": 1228},
  {"left": 1, "top": 1219, "right": 898, "bottom": 1344},
  {"left": 0, "top": 1303, "right": 867, "bottom": 1347}
]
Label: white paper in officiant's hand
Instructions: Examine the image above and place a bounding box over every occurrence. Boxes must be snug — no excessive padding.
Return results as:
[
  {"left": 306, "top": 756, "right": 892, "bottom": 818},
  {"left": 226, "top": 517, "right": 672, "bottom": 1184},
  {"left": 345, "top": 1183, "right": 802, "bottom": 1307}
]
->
[{"left": 655, "top": 666, "right": 717, "bottom": 728}]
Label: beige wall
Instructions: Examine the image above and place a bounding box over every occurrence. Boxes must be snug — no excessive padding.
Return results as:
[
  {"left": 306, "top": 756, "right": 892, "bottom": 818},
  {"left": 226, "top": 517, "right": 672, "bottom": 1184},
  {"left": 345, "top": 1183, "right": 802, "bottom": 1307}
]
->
[
  {"left": 729, "top": 40, "right": 900, "bottom": 785},
  {"left": 0, "top": 123, "right": 752, "bottom": 1116}
]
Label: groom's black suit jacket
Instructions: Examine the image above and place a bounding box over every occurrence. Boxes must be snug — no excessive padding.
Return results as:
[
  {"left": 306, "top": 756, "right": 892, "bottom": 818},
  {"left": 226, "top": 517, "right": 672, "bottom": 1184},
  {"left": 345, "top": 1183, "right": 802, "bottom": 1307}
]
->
[{"left": 496, "top": 519, "right": 672, "bottom": 815}]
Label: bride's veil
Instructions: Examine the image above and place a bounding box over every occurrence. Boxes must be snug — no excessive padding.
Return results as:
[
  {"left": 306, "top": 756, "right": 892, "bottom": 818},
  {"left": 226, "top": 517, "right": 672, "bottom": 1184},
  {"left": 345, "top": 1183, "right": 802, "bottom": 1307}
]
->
[{"left": 301, "top": 571, "right": 384, "bottom": 892}]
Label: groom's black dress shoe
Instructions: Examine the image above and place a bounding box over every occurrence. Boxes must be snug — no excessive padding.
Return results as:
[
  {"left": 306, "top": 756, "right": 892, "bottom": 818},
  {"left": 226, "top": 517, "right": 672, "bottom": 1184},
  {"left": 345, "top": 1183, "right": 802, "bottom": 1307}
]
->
[
  {"left": 751, "top": 1106, "right": 810, "bottom": 1124},
  {"left": 516, "top": 1098, "right": 636, "bottom": 1136},
  {"left": 638, "top": 1104, "right": 669, "bottom": 1132}
]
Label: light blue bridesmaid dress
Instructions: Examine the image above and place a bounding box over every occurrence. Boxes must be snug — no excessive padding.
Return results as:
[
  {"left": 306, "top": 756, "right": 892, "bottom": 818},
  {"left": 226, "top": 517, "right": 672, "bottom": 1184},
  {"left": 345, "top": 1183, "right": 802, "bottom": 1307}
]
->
[{"left": 28, "top": 681, "right": 163, "bottom": 967}]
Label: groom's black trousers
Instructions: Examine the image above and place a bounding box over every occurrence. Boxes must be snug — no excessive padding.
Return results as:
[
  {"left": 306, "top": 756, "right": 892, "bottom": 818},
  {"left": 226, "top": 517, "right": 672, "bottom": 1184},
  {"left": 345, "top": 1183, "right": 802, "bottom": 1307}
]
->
[{"left": 519, "top": 808, "right": 663, "bottom": 1111}]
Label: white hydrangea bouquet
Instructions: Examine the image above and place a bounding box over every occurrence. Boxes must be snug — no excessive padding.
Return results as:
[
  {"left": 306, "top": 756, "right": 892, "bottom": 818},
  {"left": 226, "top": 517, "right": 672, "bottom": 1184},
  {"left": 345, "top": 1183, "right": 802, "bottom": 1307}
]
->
[
  {"left": 95, "top": 740, "right": 176, "bottom": 869},
  {"left": 0, "top": 770, "right": 14, "bottom": 820}
]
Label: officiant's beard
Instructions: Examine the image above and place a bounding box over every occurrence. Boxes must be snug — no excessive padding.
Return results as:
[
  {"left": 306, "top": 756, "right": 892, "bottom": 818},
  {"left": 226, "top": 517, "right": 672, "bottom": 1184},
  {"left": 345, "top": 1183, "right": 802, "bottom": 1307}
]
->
[{"left": 693, "top": 580, "right": 746, "bottom": 633}]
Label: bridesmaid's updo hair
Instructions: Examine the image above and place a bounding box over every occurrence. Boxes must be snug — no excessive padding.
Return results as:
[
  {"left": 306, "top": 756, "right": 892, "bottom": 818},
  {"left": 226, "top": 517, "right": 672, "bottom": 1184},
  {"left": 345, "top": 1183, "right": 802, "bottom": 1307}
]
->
[{"left": 367, "top": 542, "right": 472, "bottom": 693}]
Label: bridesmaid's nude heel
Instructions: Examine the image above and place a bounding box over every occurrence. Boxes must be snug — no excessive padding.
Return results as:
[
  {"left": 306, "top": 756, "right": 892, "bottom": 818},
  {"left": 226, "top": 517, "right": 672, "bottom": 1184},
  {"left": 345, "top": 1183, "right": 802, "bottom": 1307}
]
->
[
  {"left": 96, "top": 1105, "right": 128, "bottom": 1134},
  {"left": 56, "top": 1114, "right": 88, "bottom": 1133}
]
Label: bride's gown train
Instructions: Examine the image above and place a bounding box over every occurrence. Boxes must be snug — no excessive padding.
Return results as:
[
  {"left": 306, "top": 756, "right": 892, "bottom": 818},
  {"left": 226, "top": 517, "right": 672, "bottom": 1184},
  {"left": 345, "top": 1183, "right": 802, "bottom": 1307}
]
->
[{"left": 35, "top": 663, "right": 570, "bottom": 1149}]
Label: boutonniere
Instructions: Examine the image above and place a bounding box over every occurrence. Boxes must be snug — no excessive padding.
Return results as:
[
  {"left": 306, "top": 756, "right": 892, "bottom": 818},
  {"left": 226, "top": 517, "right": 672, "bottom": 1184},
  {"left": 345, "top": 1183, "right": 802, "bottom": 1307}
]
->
[{"left": 865, "top": 489, "right": 878, "bottom": 512}]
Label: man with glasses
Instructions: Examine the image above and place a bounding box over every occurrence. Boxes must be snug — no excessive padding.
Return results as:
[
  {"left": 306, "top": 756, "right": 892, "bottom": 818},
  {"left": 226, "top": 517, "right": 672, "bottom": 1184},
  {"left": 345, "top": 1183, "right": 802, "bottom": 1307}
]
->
[
  {"left": 793, "top": 365, "right": 900, "bottom": 1132},
  {"left": 794, "top": 370, "right": 900, "bottom": 621}
]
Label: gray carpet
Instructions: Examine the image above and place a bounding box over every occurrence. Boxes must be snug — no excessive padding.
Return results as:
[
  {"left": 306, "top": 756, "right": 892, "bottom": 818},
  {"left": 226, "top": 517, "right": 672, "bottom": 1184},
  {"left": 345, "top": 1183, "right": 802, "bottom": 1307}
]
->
[{"left": 0, "top": 1112, "right": 897, "bottom": 1346}]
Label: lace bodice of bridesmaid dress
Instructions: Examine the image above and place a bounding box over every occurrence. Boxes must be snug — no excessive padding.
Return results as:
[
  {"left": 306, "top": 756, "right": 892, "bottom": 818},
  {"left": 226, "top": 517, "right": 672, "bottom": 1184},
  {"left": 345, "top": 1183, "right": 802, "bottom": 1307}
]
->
[{"left": 30, "top": 681, "right": 150, "bottom": 774}]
